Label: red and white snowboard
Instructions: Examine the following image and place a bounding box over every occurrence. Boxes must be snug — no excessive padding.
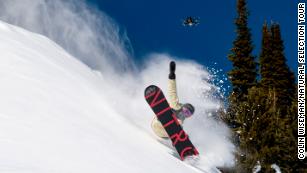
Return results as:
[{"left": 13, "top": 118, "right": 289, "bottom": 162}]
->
[{"left": 144, "top": 85, "right": 199, "bottom": 160}]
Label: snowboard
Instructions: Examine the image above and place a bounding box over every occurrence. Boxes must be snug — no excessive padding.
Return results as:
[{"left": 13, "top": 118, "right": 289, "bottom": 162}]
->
[{"left": 144, "top": 85, "right": 199, "bottom": 160}]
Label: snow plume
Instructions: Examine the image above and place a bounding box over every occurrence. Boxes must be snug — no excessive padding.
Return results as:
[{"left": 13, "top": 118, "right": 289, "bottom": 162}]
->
[
  {"left": 0, "top": 0, "right": 235, "bottom": 170},
  {"left": 0, "top": 0, "right": 134, "bottom": 74},
  {"left": 91, "top": 54, "right": 235, "bottom": 169}
]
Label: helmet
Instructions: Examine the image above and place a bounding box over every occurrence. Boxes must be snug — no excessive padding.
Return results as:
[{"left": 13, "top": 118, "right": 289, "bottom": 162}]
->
[{"left": 182, "top": 103, "right": 195, "bottom": 118}]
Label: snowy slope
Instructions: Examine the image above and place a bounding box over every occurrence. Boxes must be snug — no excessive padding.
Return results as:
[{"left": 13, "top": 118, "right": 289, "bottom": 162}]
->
[
  {"left": 0, "top": 2, "right": 235, "bottom": 171},
  {"left": 0, "top": 21, "right": 230, "bottom": 173}
]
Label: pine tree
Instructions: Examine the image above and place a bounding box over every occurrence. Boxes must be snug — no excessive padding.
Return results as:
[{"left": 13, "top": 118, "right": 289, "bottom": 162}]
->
[
  {"left": 259, "top": 22, "right": 274, "bottom": 88},
  {"left": 260, "top": 22, "right": 296, "bottom": 111},
  {"left": 235, "top": 87, "right": 299, "bottom": 173},
  {"left": 270, "top": 23, "right": 296, "bottom": 109},
  {"left": 228, "top": 0, "right": 257, "bottom": 100},
  {"left": 226, "top": 1, "right": 298, "bottom": 172},
  {"left": 234, "top": 86, "right": 268, "bottom": 172},
  {"left": 235, "top": 23, "right": 299, "bottom": 172},
  {"left": 225, "top": 0, "right": 257, "bottom": 148}
]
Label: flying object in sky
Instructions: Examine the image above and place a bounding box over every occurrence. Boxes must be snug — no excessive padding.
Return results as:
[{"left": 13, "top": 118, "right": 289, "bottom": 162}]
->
[{"left": 182, "top": 16, "right": 200, "bottom": 27}]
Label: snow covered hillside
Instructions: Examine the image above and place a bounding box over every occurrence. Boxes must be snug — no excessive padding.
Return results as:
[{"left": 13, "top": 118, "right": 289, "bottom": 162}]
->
[
  {"left": 0, "top": 20, "right": 234, "bottom": 173},
  {"left": 0, "top": 20, "right": 200, "bottom": 173}
]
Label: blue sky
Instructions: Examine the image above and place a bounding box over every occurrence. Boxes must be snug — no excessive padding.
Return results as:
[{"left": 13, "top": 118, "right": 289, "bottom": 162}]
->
[{"left": 87, "top": 0, "right": 297, "bottom": 77}]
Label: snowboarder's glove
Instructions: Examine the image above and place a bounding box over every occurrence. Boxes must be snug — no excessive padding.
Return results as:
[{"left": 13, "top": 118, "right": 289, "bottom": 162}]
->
[{"left": 169, "top": 61, "right": 176, "bottom": 79}]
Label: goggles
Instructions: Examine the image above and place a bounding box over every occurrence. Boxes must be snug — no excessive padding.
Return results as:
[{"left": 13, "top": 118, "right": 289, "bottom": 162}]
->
[{"left": 182, "top": 106, "right": 192, "bottom": 118}]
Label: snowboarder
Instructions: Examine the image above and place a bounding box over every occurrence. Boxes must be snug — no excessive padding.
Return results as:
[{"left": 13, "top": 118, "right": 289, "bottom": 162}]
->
[{"left": 151, "top": 61, "right": 195, "bottom": 138}]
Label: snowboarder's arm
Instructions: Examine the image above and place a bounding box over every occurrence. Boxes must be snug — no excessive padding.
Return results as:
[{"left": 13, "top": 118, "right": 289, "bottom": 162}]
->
[
  {"left": 168, "top": 79, "right": 181, "bottom": 110},
  {"left": 168, "top": 61, "right": 182, "bottom": 111}
]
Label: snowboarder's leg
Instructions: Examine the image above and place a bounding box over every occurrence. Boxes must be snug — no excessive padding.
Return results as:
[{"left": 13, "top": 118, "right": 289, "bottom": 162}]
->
[{"left": 151, "top": 117, "right": 169, "bottom": 138}]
